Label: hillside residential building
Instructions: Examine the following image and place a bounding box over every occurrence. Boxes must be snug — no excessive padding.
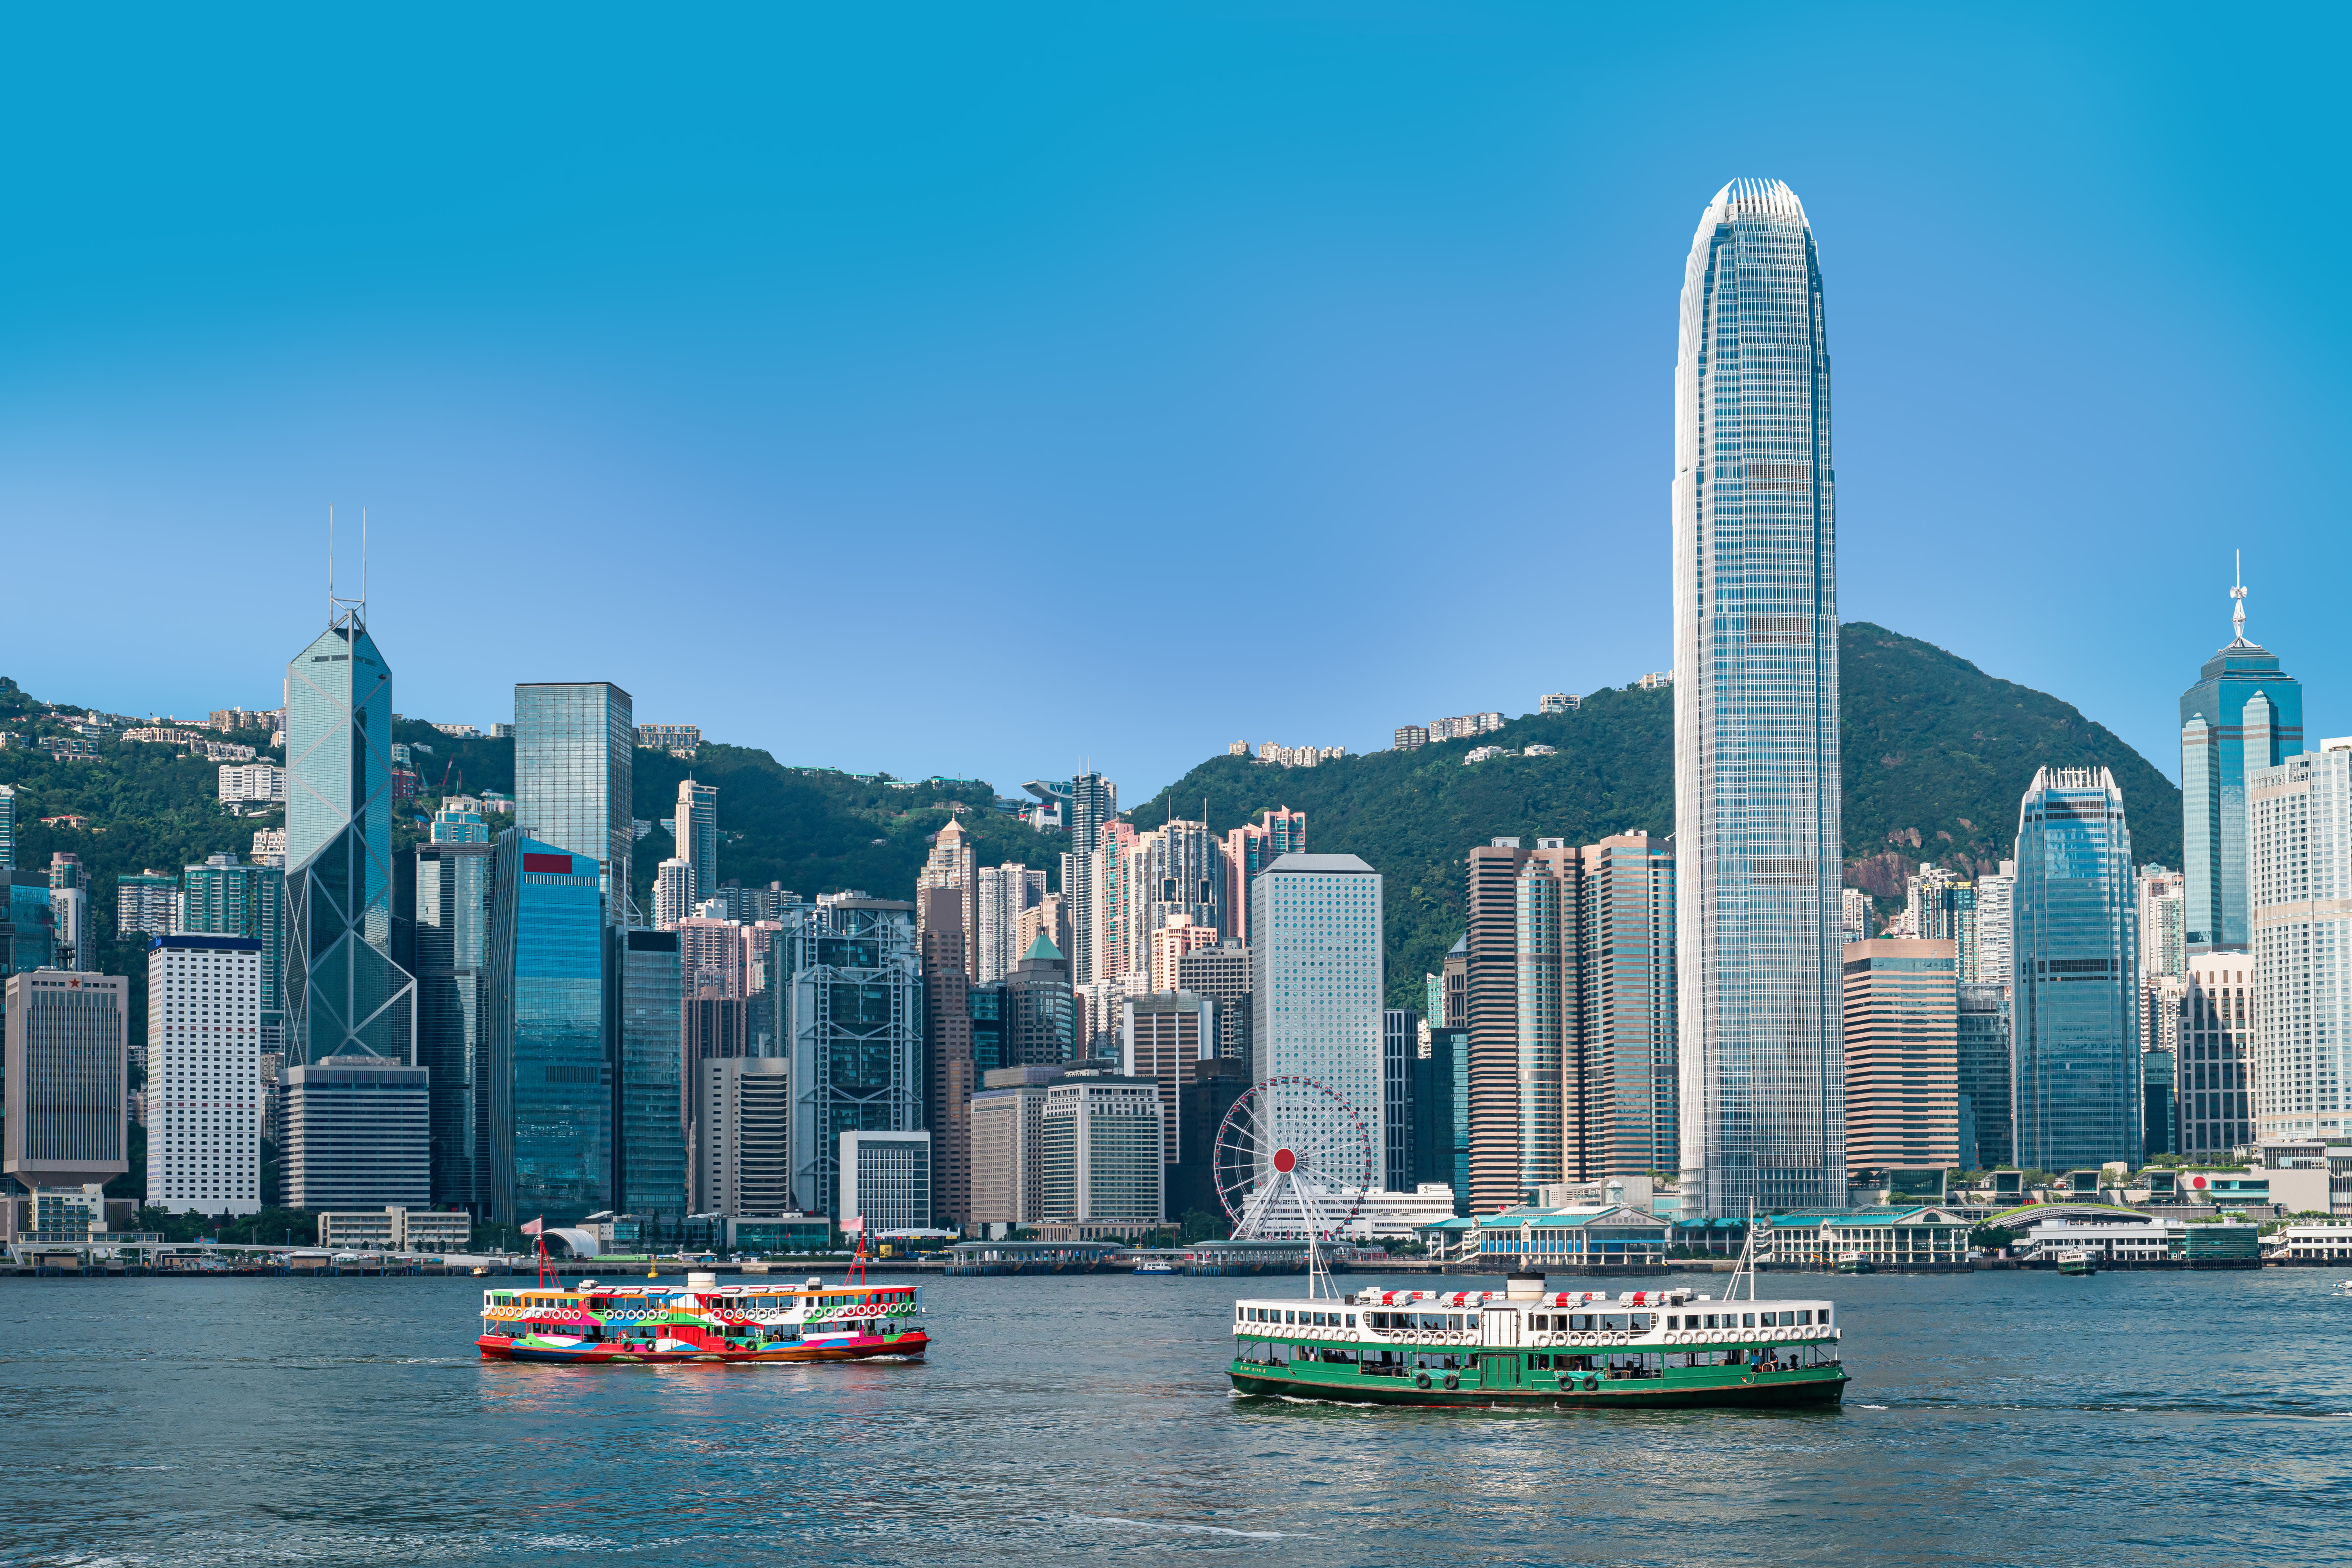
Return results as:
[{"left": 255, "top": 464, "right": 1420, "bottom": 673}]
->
[
  {"left": 1974, "top": 860, "right": 2017, "bottom": 985},
  {"left": 635, "top": 724, "right": 701, "bottom": 754},
  {"left": 674, "top": 779, "right": 718, "bottom": 907},
  {"left": 653, "top": 858, "right": 695, "bottom": 930},
  {"left": 2180, "top": 572, "right": 2300, "bottom": 955},
  {"left": 1841, "top": 940, "right": 1959, "bottom": 1171},
  {"left": 916, "top": 818, "right": 977, "bottom": 980},
  {"left": 218, "top": 762, "right": 286, "bottom": 809},
  {"left": 1673, "top": 180, "right": 1843, "bottom": 1218},
  {"left": 1429, "top": 713, "right": 1504, "bottom": 742},
  {"left": 976, "top": 863, "right": 1047, "bottom": 985},
  {"left": 1394, "top": 725, "right": 1430, "bottom": 752},
  {"left": 2011, "top": 767, "right": 2140, "bottom": 1170},
  {"left": 116, "top": 872, "right": 179, "bottom": 939}
]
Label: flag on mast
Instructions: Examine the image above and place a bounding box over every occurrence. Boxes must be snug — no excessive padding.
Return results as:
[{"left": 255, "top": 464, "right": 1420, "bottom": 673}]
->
[{"left": 521, "top": 1218, "right": 544, "bottom": 1236}]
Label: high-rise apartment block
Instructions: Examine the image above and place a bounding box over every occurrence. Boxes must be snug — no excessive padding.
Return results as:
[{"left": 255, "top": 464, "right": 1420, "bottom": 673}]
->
[
  {"left": 653, "top": 858, "right": 694, "bottom": 930},
  {"left": 1221, "top": 807, "right": 1303, "bottom": 946},
  {"left": 145, "top": 938, "right": 258, "bottom": 1213},
  {"left": 784, "top": 897, "right": 922, "bottom": 1219},
  {"left": 1840, "top": 940, "right": 1959, "bottom": 1172},
  {"left": 180, "top": 855, "right": 288, "bottom": 1053},
  {"left": 2138, "top": 866, "right": 2186, "bottom": 980},
  {"left": 6, "top": 968, "right": 128, "bottom": 1215},
  {"left": 514, "top": 682, "right": 635, "bottom": 927},
  {"left": 2010, "top": 767, "right": 2140, "bottom": 1171},
  {"left": 976, "top": 862, "right": 1047, "bottom": 984},
  {"left": 284, "top": 602, "right": 414, "bottom": 1065},
  {"left": 2178, "top": 952, "right": 2254, "bottom": 1156},
  {"left": 1177, "top": 939, "right": 1252, "bottom": 1062},
  {"left": 1839, "top": 887, "right": 1873, "bottom": 944},
  {"left": 1013, "top": 891, "right": 1070, "bottom": 973},
  {"left": 1120, "top": 991, "right": 1217, "bottom": 1168},
  {"left": 674, "top": 779, "right": 718, "bottom": 908},
  {"left": 218, "top": 762, "right": 286, "bottom": 809},
  {"left": 1148, "top": 914, "right": 1217, "bottom": 993},
  {"left": 1673, "top": 179, "right": 1843, "bottom": 1219},
  {"left": 1974, "top": 860, "right": 2017, "bottom": 986},
  {"left": 916, "top": 818, "right": 977, "bottom": 980},
  {"left": 1061, "top": 774, "right": 1117, "bottom": 986},
  {"left": 1251, "top": 853, "right": 1383, "bottom": 1171},
  {"left": 116, "top": 872, "right": 178, "bottom": 939},
  {"left": 921, "top": 888, "right": 975, "bottom": 1226},
  {"left": 1394, "top": 725, "right": 1430, "bottom": 752},
  {"left": 2180, "top": 573, "right": 2300, "bottom": 955},
  {"left": 2249, "top": 737, "right": 2352, "bottom": 1143}
]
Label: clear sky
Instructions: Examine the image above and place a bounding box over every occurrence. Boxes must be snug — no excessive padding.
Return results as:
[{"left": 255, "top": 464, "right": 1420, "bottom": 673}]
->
[{"left": 4, "top": 5, "right": 2345, "bottom": 802}]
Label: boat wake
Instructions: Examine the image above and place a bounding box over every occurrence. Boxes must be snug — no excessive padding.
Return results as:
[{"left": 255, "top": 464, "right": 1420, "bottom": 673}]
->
[{"left": 1061, "top": 1513, "right": 1303, "bottom": 1540}]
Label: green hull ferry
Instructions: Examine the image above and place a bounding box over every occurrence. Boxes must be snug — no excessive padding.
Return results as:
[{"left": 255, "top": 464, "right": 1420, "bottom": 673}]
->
[{"left": 1229, "top": 1275, "right": 1846, "bottom": 1410}]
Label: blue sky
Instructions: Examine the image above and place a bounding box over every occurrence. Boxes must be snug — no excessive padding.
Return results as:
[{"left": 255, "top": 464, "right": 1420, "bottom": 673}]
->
[{"left": 4, "top": 5, "right": 2346, "bottom": 802}]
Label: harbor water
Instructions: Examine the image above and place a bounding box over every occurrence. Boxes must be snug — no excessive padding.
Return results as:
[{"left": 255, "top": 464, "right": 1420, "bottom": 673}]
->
[{"left": 3, "top": 1267, "right": 2345, "bottom": 1565}]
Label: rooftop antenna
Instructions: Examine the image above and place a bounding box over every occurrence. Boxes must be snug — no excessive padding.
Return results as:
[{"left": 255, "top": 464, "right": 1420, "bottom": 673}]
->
[
  {"left": 328, "top": 505, "right": 335, "bottom": 620},
  {"left": 2230, "top": 549, "right": 2248, "bottom": 645}
]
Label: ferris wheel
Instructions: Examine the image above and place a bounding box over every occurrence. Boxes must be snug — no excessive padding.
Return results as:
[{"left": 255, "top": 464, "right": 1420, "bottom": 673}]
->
[{"left": 1212, "top": 1075, "right": 1375, "bottom": 1242}]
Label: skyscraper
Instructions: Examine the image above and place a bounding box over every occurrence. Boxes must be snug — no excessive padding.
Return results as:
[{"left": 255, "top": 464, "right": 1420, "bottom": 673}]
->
[
  {"left": 484, "top": 832, "right": 610, "bottom": 1226},
  {"left": 413, "top": 841, "right": 492, "bottom": 1211},
  {"left": 1062, "top": 773, "right": 1116, "bottom": 985},
  {"left": 2177, "top": 953, "right": 2253, "bottom": 1156},
  {"left": 1956, "top": 982, "right": 2012, "bottom": 1168},
  {"left": 7, "top": 969, "right": 128, "bottom": 1208},
  {"left": 675, "top": 778, "right": 718, "bottom": 908},
  {"left": 2249, "top": 738, "right": 2352, "bottom": 1143},
  {"left": 783, "top": 896, "right": 923, "bottom": 1219},
  {"left": 1673, "top": 178, "right": 1843, "bottom": 1219},
  {"left": 514, "top": 683, "right": 635, "bottom": 928},
  {"left": 921, "top": 887, "right": 975, "bottom": 1225},
  {"left": 975, "top": 862, "right": 1046, "bottom": 985},
  {"left": 1840, "top": 940, "right": 1959, "bottom": 1172},
  {"left": 1250, "top": 853, "right": 1383, "bottom": 1176},
  {"left": 2010, "top": 767, "right": 2140, "bottom": 1171},
  {"left": 144, "top": 940, "right": 256, "bottom": 1214},
  {"left": 2180, "top": 567, "right": 2301, "bottom": 956},
  {"left": 916, "top": 818, "right": 977, "bottom": 979},
  {"left": 284, "top": 602, "right": 415, "bottom": 1064},
  {"left": 614, "top": 927, "right": 685, "bottom": 1225},
  {"left": 1974, "top": 860, "right": 2017, "bottom": 986},
  {"left": 181, "top": 856, "right": 288, "bottom": 1056}
]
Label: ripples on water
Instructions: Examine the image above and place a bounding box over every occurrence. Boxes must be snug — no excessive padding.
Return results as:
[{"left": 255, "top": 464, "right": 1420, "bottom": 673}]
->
[{"left": 0, "top": 1269, "right": 2345, "bottom": 1565}]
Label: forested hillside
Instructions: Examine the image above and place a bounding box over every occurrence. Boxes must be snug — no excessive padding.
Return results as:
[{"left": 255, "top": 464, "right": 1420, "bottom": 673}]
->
[{"left": 1131, "top": 622, "right": 2183, "bottom": 1010}]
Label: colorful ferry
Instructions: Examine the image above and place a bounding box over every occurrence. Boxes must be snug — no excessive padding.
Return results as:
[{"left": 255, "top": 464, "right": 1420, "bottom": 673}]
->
[
  {"left": 477, "top": 1270, "right": 928, "bottom": 1364},
  {"left": 1228, "top": 1274, "right": 1845, "bottom": 1408}
]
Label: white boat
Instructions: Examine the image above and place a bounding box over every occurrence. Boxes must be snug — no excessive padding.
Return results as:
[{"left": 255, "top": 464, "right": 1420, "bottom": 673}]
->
[{"left": 1133, "top": 1259, "right": 1178, "bottom": 1276}]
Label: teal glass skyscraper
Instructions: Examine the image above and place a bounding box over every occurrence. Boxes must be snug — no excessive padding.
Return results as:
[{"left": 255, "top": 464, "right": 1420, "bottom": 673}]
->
[
  {"left": 1672, "top": 179, "right": 1843, "bottom": 1219},
  {"left": 515, "top": 683, "right": 634, "bottom": 927},
  {"left": 2180, "top": 568, "right": 2300, "bottom": 954},
  {"left": 485, "top": 832, "right": 609, "bottom": 1225},
  {"left": 2011, "top": 767, "right": 2140, "bottom": 1169},
  {"left": 284, "top": 602, "right": 415, "bottom": 1063}
]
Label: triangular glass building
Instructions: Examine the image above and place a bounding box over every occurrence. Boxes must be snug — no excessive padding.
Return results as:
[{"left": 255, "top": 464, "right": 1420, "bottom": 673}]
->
[{"left": 284, "top": 604, "right": 416, "bottom": 1063}]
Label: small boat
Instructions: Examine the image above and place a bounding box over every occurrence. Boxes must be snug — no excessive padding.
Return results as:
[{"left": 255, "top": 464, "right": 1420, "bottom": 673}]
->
[
  {"left": 1133, "top": 1259, "right": 1179, "bottom": 1276},
  {"left": 2056, "top": 1249, "right": 2097, "bottom": 1276},
  {"left": 1836, "top": 1252, "right": 1875, "bottom": 1274},
  {"left": 471, "top": 1265, "right": 491, "bottom": 1277}
]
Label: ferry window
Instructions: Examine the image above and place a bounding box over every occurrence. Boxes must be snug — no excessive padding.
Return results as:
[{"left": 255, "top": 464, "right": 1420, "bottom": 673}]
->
[
  {"left": 1820, "top": 1309, "right": 1831, "bottom": 1326},
  {"left": 1448, "top": 1314, "right": 1464, "bottom": 1330},
  {"left": 1666, "top": 1316, "right": 1679, "bottom": 1330},
  {"left": 1629, "top": 1314, "right": 1653, "bottom": 1331},
  {"left": 1742, "top": 1313, "right": 1756, "bottom": 1328},
  {"left": 1797, "top": 1311, "right": 1812, "bottom": 1325},
  {"left": 1570, "top": 1314, "right": 1594, "bottom": 1330},
  {"left": 1345, "top": 1315, "right": 1356, "bottom": 1328},
  {"left": 1601, "top": 1314, "right": 1628, "bottom": 1331},
  {"left": 1284, "top": 1311, "right": 1297, "bottom": 1325},
  {"left": 1235, "top": 1308, "right": 1244, "bottom": 1322}
]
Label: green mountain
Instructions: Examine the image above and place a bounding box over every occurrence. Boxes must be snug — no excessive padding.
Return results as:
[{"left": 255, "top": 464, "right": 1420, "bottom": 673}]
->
[{"left": 1128, "top": 622, "right": 2181, "bottom": 1010}]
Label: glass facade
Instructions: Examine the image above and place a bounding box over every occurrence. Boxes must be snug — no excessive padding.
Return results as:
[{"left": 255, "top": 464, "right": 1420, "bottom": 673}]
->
[
  {"left": 414, "top": 843, "right": 491, "bottom": 1211},
  {"left": 1956, "top": 982, "right": 2013, "bottom": 1168},
  {"left": 2011, "top": 767, "right": 2140, "bottom": 1170},
  {"left": 616, "top": 926, "right": 685, "bottom": 1223},
  {"left": 1249, "top": 854, "right": 1385, "bottom": 1177},
  {"left": 181, "top": 859, "right": 287, "bottom": 1043},
  {"left": 2180, "top": 604, "right": 2299, "bottom": 954},
  {"left": 1413, "top": 1024, "right": 1469, "bottom": 1214},
  {"left": 785, "top": 898, "right": 923, "bottom": 1219},
  {"left": 284, "top": 614, "right": 414, "bottom": 1064},
  {"left": 1672, "top": 179, "right": 1842, "bottom": 1217},
  {"left": 514, "top": 683, "right": 635, "bottom": 927},
  {"left": 485, "top": 831, "right": 609, "bottom": 1225}
]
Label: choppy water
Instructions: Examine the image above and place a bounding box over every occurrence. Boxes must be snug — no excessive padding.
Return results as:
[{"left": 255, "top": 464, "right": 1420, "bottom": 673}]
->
[{"left": 1, "top": 1267, "right": 2346, "bottom": 1566}]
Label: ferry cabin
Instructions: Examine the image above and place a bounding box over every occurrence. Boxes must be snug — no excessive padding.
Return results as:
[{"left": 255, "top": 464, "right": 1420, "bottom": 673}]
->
[
  {"left": 1232, "top": 1287, "right": 1843, "bottom": 1398},
  {"left": 480, "top": 1281, "right": 921, "bottom": 1352}
]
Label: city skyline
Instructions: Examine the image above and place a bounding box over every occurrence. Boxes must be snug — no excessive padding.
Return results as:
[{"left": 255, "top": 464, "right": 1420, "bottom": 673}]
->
[{"left": 8, "top": 14, "right": 2352, "bottom": 801}]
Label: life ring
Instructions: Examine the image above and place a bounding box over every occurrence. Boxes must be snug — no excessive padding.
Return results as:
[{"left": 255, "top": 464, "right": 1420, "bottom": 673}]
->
[
  {"left": 1581, "top": 1374, "right": 1599, "bottom": 1391},
  {"left": 1614, "top": 1332, "right": 1630, "bottom": 1345},
  {"left": 1415, "top": 1372, "right": 1432, "bottom": 1390},
  {"left": 1443, "top": 1374, "right": 1459, "bottom": 1391}
]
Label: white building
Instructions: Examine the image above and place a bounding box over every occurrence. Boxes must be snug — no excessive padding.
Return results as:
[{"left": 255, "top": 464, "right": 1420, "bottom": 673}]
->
[
  {"left": 1539, "top": 694, "right": 1580, "bottom": 715},
  {"left": 1246, "top": 1182, "right": 1456, "bottom": 1240},
  {"left": 2016, "top": 1217, "right": 2186, "bottom": 1263},
  {"left": 2138, "top": 866, "right": 2187, "bottom": 980},
  {"left": 969, "top": 1065, "right": 1062, "bottom": 1226},
  {"left": 1974, "top": 859, "right": 2017, "bottom": 986},
  {"left": 146, "top": 935, "right": 265, "bottom": 1215},
  {"left": 694, "top": 1057, "right": 791, "bottom": 1216},
  {"left": 839, "top": 1129, "right": 931, "bottom": 1230},
  {"left": 316, "top": 1206, "right": 472, "bottom": 1251},
  {"left": 1038, "top": 1073, "right": 1162, "bottom": 1227},
  {"left": 1840, "top": 887, "right": 1873, "bottom": 944},
  {"left": 2249, "top": 739, "right": 2352, "bottom": 1143},
  {"left": 218, "top": 762, "right": 286, "bottom": 811},
  {"left": 251, "top": 828, "right": 287, "bottom": 867},
  {"left": 976, "top": 862, "right": 1047, "bottom": 985},
  {"left": 652, "top": 857, "right": 695, "bottom": 931},
  {"left": 1251, "top": 853, "right": 1384, "bottom": 1163},
  {"left": 2270, "top": 1218, "right": 2352, "bottom": 1261}
]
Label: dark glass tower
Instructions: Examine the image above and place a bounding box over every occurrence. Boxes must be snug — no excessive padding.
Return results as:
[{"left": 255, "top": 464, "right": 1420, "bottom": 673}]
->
[
  {"left": 485, "top": 831, "right": 610, "bottom": 1225},
  {"left": 284, "top": 606, "right": 416, "bottom": 1063},
  {"left": 2180, "top": 570, "right": 2301, "bottom": 954}
]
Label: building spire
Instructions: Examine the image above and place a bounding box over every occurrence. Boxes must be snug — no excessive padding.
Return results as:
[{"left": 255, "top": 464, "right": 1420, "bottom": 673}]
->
[{"left": 2230, "top": 549, "right": 2249, "bottom": 646}]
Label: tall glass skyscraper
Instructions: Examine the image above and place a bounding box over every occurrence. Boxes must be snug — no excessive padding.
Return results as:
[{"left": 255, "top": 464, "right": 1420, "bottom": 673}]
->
[
  {"left": 414, "top": 841, "right": 491, "bottom": 1211},
  {"left": 284, "top": 606, "right": 415, "bottom": 1063},
  {"left": 2180, "top": 574, "right": 2300, "bottom": 954},
  {"left": 1672, "top": 179, "right": 1843, "bottom": 1217},
  {"left": 2011, "top": 767, "right": 2140, "bottom": 1170},
  {"left": 784, "top": 896, "right": 924, "bottom": 1219},
  {"left": 614, "top": 926, "right": 685, "bottom": 1225},
  {"left": 514, "top": 683, "right": 635, "bottom": 927},
  {"left": 484, "top": 831, "right": 610, "bottom": 1225}
]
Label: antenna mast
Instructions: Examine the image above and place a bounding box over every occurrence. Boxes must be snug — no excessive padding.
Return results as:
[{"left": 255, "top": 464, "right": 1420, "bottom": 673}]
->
[{"left": 2230, "top": 549, "right": 2248, "bottom": 645}]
